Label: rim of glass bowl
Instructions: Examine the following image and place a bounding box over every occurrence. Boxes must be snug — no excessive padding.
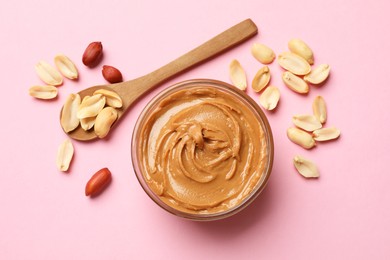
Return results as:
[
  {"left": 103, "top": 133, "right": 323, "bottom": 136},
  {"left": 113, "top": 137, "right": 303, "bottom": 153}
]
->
[{"left": 131, "top": 79, "right": 274, "bottom": 221}]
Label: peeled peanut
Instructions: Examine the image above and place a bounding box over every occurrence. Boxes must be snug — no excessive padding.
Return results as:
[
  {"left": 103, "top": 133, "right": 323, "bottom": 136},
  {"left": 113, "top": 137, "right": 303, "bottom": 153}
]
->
[
  {"left": 35, "top": 61, "right": 63, "bottom": 86},
  {"left": 54, "top": 54, "right": 78, "bottom": 80},
  {"left": 77, "top": 94, "right": 106, "bottom": 119},
  {"left": 292, "top": 114, "right": 322, "bottom": 132},
  {"left": 93, "top": 89, "right": 123, "bottom": 108},
  {"left": 56, "top": 139, "right": 74, "bottom": 172},
  {"left": 29, "top": 85, "right": 58, "bottom": 100},
  {"left": 304, "top": 64, "right": 330, "bottom": 84},
  {"left": 313, "top": 127, "right": 341, "bottom": 141},
  {"left": 79, "top": 96, "right": 97, "bottom": 131},
  {"left": 278, "top": 52, "right": 311, "bottom": 75},
  {"left": 259, "top": 86, "right": 280, "bottom": 110},
  {"left": 229, "top": 59, "right": 247, "bottom": 90},
  {"left": 80, "top": 117, "right": 96, "bottom": 131},
  {"left": 94, "top": 107, "right": 118, "bottom": 138},
  {"left": 282, "top": 71, "right": 309, "bottom": 94},
  {"left": 251, "top": 43, "right": 275, "bottom": 64},
  {"left": 312, "top": 96, "right": 327, "bottom": 124},
  {"left": 287, "top": 127, "right": 316, "bottom": 149},
  {"left": 252, "top": 66, "right": 271, "bottom": 92},
  {"left": 288, "top": 39, "right": 314, "bottom": 65},
  {"left": 61, "top": 93, "right": 81, "bottom": 133},
  {"left": 293, "top": 155, "right": 319, "bottom": 178}
]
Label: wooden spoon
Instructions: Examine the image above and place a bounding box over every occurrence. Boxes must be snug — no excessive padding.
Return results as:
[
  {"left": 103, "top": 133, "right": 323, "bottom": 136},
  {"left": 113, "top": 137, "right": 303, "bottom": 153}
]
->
[{"left": 62, "top": 19, "right": 258, "bottom": 141}]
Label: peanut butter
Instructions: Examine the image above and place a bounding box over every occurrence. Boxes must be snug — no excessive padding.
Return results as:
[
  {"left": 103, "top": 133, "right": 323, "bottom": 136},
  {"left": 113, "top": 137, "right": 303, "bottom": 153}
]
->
[{"left": 138, "top": 85, "right": 269, "bottom": 214}]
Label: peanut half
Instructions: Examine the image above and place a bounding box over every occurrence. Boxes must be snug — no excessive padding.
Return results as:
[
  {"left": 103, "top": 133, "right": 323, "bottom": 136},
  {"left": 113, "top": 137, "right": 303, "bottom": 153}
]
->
[
  {"left": 35, "top": 60, "right": 63, "bottom": 86},
  {"left": 29, "top": 85, "right": 58, "bottom": 100},
  {"left": 292, "top": 114, "right": 322, "bottom": 132},
  {"left": 54, "top": 54, "right": 78, "bottom": 80},
  {"left": 56, "top": 139, "right": 74, "bottom": 172},
  {"left": 80, "top": 117, "right": 96, "bottom": 131},
  {"left": 313, "top": 127, "right": 341, "bottom": 141},
  {"left": 293, "top": 155, "right": 319, "bottom": 178},
  {"left": 259, "top": 86, "right": 280, "bottom": 111},
  {"left": 251, "top": 43, "right": 275, "bottom": 64},
  {"left": 78, "top": 96, "right": 95, "bottom": 130},
  {"left": 312, "top": 96, "right": 327, "bottom": 124},
  {"left": 77, "top": 94, "right": 106, "bottom": 119},
  {"left": 229, "top": 59, "right": 247, "bottom": 90},
  {"left": 288, "top": 39, "right": 314, "bottom": 65},
  {"left": 60, "top": 93, "right": 81, "bottom": 133},
  {"left": 278, "top": 52, "right": 311, "bottom": 76},
  {"left": 252, "top": 66, "right": 271, "bottom": 92},
  {"left": 287, "top": 127, "right": 316, "bottom": 149},
  {"left": 93, "top": 89, "right": 123, "bottom": 108},
  {"left": 282, "top": 71, "right": 309, "bottom": 94},
  {"left": 94, "top": 107, "right": 118, "bottom": 138},
  {"left": 304, "top": 64, "right": 331, "bottom": 85}
]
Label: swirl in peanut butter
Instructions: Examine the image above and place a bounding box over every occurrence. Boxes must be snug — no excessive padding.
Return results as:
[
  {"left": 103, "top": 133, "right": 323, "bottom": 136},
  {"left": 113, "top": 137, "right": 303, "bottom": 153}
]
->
[{"left": 139, "top": 86, "right": 268, "bottom": 214}]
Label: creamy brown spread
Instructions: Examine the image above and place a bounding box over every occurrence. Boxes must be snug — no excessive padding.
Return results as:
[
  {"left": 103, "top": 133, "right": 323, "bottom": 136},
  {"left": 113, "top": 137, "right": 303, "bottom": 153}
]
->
[{"left": 138, "top": 86, "right": 268, "bottom": 214}]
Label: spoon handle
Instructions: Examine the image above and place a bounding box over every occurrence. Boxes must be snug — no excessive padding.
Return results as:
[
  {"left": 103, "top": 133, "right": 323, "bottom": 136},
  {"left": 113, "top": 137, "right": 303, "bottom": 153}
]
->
[{"left": 118, "top": 19, "right": 258, "bottom": 100}]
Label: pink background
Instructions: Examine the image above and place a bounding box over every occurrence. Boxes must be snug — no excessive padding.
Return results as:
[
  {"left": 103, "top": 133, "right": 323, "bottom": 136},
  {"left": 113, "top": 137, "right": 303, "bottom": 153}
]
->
[{"left": 1, "top": 0, "right": 389, "bottom": 259}]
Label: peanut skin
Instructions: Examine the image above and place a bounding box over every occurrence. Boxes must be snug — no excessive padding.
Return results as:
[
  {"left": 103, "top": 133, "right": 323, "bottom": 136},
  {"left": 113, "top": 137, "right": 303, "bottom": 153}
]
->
[
  {"left": 85, "top": 168, "right": 112, "bottom": 197},
  {"left": 82, "top": 42, "right": 103, "bottom": 67},
  {"left": 102, "top": 65, "right": 123, "bottom": 83}
]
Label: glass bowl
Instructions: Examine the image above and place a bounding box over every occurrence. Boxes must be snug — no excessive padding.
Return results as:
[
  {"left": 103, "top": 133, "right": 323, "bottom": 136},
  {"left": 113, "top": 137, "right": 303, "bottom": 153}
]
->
[{"left": 131, "top": 79, "right": 274, "bottom": 221}]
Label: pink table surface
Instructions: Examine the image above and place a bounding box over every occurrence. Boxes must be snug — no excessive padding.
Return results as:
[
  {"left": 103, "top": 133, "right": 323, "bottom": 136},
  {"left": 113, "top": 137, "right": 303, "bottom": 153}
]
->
[{"left": 1, "top": 0, "right": 389, "bottom": 259}]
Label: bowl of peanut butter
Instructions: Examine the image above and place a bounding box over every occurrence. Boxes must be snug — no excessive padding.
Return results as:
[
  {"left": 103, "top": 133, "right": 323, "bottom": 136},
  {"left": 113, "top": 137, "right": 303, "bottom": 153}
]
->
[{"left": 131, "top": 79, "right": 274, "bottom": 221}]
